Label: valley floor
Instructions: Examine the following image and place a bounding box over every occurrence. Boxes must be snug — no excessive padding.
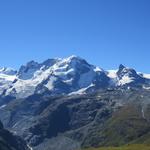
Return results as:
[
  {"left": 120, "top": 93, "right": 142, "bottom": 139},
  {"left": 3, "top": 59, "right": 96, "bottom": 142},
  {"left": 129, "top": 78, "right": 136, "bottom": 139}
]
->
[{"left": 83, "top": 144, "right": 150, "bottom": 150}]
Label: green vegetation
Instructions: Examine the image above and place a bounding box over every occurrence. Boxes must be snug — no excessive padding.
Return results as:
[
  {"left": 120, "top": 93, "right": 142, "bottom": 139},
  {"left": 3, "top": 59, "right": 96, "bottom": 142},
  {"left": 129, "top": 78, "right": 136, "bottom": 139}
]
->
[
  {"left": 83, "top": 144, "right": 150, "bottom": 150},
  {"left": 100, "top": 104, "right": 150, "bottom": 145},
  {"left": 82, "top": 102, "right": 150, "bottom": 147}
]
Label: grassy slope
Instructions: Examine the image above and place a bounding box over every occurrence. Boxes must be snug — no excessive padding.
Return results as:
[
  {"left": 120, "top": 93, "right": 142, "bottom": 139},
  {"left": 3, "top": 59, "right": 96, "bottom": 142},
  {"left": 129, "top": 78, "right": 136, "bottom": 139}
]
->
[
  {"left": 84, "top": 144, "right": 150, "bottom": 150},
  {"left": 99, "top": 104, "right": 150, "bottom": 146},
  {"left": 82, "top": 102, "right": 150, "bottom": 147}
]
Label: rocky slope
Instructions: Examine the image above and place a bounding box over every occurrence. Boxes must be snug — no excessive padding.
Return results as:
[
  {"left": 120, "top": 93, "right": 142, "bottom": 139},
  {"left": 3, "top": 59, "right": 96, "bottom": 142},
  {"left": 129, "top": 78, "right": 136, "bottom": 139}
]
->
[
  {"left": 0, "top": 88, "right": 150, "bottom": 150},
  {"left": 0, "top": 120, "right": 29, "bottom": 150},
  {"left": 0, "top": 56, "right": 150, "bottom": 150}
]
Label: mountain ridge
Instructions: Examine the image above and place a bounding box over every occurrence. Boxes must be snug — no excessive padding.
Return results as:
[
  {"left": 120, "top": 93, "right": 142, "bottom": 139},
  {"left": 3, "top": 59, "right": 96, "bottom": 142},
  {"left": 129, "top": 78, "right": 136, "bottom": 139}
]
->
[{"left": 0, "top": 55, "right": 149, "bottom": 101}]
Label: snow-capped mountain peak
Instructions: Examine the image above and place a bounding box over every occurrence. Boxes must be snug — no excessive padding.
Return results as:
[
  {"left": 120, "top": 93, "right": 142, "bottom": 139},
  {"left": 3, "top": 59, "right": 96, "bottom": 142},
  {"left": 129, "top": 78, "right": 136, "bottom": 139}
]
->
[
  {"left": 0, "top": 56, "right": 149, "bottom": 99},
  {"left": 107, "top": 64, "right": 149, "bottom": 86},
  {"left": 3, "top": 56, "right": 109, "bottom": 98}
]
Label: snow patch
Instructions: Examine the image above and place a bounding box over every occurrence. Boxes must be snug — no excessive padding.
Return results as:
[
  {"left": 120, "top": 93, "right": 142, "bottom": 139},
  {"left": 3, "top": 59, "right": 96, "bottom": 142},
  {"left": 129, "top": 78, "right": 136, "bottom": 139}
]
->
[
  {"left": 0, "top": 74, "right": 16, "bottom": 81},
  {"left": 143, "top": 85, "right": 150, "bottom": 90},
  {"left": 27, "top": 145, "right": 33, "bottom": 150},
  {"left": 0, "top": 105, "right": 6, "bottom": 109},
  {"left": 69, "top": 83, "right": 94, "bottom": 95},
  {"left": 142, "top": 73, "right": 150, "bottom": 79},
  {"left": 45, "top": 76, "right": 57, "bottom": 90},
  {"left": 107, "top": 70, "right": 117, "bottom": 78},
  {"left": 118, "top": 76, "right": 134, "bottom": 85},
  {"left": 94, "top": 66, "right": 102, "bottom": 72}
]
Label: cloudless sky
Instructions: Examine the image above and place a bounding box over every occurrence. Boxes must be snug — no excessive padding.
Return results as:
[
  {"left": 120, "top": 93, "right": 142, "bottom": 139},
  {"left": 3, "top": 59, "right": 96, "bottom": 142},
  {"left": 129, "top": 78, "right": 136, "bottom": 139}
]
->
[{"left": 0, "top": 0, "right": 150, "bottom": 72}]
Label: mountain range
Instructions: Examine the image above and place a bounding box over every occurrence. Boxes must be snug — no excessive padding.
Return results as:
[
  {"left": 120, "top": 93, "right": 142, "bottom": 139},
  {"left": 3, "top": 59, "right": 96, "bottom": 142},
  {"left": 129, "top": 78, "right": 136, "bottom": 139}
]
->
[
  {"left": 0, "top": 56, "right": 150, "bottom": 150},
  {"left": 0, "top": 55, "right": 149, "bottom": 101}
]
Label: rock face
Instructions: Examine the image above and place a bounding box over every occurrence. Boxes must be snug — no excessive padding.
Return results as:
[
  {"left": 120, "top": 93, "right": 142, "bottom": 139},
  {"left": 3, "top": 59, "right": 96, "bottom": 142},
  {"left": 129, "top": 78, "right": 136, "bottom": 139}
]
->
[
  {"left": 0, "top": 88, "right": 150, "bottom": 150},
  {"left": 0, "top": 91, "right": 113, "bottom": 150},
  {"left": 0, "top": 120, "right": 29, "bottom": 150},
  {"left": 116, "top": 64, "right": 146, "bottom": 86}
]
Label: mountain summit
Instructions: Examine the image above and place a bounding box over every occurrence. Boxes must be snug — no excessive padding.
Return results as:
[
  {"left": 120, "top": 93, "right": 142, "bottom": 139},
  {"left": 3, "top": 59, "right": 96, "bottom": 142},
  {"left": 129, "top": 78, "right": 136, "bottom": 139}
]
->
[{"left": 0, "top": 56, "right": 149, "bottom": 101}]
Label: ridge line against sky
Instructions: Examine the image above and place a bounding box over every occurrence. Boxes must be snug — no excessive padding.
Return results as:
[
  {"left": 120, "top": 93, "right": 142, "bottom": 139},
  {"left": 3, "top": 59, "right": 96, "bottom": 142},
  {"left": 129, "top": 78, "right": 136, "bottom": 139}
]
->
[
  {"left": 0, "top": 0, "right": 149, "bottom": 72},
  {"left": 1, "top": 55, "right": 150, "bottom": 74}
]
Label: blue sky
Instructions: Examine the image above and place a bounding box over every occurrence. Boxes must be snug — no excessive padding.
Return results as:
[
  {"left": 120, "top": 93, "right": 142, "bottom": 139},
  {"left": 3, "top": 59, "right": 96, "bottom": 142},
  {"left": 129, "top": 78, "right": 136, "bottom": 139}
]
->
[{"left": 0, "top": 0, "right": 150, "bottom": 72}]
